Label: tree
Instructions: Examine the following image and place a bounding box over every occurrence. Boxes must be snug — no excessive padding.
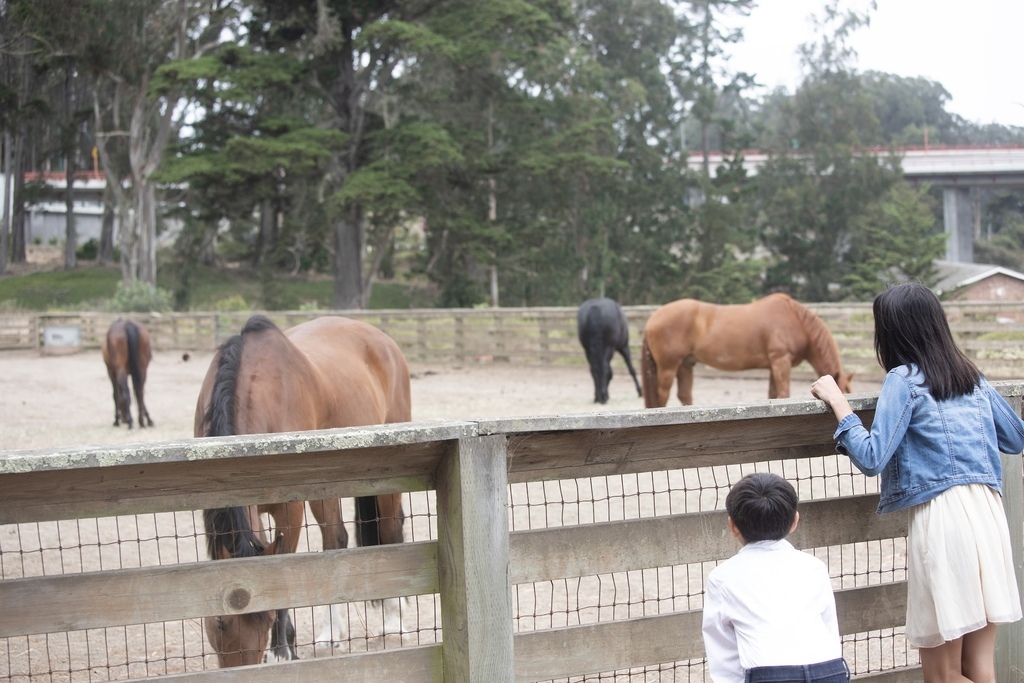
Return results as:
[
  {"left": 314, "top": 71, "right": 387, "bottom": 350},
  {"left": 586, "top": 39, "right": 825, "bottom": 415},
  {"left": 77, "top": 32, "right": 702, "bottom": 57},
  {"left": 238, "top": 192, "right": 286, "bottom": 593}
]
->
[
  {"left": 85, "top": 0, "right": 236, "bottom": 285},
  {"left": 842, "top": 181, "right": 945, "bottom": 299},
  {"left": 755, "top": 0, "right": 908, "bottom": 301}
]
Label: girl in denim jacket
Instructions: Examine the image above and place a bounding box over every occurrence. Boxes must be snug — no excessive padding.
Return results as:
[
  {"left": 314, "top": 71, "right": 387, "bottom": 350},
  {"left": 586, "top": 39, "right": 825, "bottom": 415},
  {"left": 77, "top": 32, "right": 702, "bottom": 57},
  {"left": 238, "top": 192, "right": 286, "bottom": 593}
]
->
[{"left": 811, "top": 282, "right": 1023, "bottom": 683}]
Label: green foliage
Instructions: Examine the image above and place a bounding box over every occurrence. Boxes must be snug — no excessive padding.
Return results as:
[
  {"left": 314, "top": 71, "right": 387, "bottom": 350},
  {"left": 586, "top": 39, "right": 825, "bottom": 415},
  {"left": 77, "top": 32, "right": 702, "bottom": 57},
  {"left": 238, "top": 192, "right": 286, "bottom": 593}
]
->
[
  {"left": 0, "top": 264, "right": 431, "bottom": 312},
  {"left": 212, "top": 295, "right": 250, "bottom": 312},
  {"left": 76, "top": 239, "right": 99, "bottom": 261},
  {"left": 106, "top": 281, "right": 174, "bottom": 313},
  {"left": 842, "top": 182, "right": 945, "bottom": 299}
]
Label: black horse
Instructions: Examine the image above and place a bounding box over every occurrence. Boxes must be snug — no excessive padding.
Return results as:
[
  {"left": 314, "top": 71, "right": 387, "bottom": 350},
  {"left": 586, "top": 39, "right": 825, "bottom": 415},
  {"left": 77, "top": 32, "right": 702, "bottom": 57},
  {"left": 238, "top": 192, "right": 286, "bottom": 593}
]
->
[{"left": 577, "top": 297, "right": 642, "bottom": 404}]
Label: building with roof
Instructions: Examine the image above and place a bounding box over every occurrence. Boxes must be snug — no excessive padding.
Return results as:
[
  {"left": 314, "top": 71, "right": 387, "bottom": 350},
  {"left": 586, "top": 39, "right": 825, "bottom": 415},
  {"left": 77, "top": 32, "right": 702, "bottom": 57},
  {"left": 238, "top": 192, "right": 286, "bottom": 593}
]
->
[{"left": 932, "top": 260, "right": 1024, "bottom": 301}]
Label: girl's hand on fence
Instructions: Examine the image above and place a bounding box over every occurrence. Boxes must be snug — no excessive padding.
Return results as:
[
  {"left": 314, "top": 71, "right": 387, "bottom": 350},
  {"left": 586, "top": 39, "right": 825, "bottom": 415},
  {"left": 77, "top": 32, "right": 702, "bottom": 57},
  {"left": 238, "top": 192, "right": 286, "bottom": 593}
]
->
[{"left": 811, "top": 375, "right": 854, "bottom": 422}]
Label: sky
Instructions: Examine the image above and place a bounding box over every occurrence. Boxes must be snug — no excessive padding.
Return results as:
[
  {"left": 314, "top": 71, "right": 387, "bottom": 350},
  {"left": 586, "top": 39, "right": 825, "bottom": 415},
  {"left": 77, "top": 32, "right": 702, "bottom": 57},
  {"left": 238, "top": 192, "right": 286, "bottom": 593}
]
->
[{"left": 722, "top": 0, "right": 1024, "bottom": 128}]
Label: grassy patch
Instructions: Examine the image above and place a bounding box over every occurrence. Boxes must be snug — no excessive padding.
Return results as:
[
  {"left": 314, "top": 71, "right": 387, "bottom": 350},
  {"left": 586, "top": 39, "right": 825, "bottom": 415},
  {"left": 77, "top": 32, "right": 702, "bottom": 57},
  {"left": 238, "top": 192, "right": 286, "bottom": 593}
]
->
[
  {"left": 0, "top": 266, "right": 121, "bottom": 310},
  {"left": 0, "top": 263, "right": 437, "bottom": 312}
]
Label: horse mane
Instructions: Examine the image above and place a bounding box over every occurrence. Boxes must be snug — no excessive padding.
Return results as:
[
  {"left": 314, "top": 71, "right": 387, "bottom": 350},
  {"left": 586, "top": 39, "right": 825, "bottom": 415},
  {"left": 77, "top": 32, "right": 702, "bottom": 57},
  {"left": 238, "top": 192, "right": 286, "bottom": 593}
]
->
[
  {"left": 786, "top": 297, "right": 842, "bottom": 373},
  {"left": 204, "top": 507, "right": 266, "bottom": 560},
  {"left": 202, "top": 314, "right": 282, "bottom": 563},
  {"left": 203, "top": 314, "right": 281, "bottom": 438}
]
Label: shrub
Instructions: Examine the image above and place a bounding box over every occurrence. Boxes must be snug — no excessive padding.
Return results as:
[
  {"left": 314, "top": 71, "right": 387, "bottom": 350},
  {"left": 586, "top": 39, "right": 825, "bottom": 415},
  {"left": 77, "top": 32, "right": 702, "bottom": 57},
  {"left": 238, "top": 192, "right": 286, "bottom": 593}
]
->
[
  {"left": 106, "top": 281, "right": 174, "bottom": 313},
  {"left": 212, "top": 295, "right": 250, "bottom": 312},
  {"left": 76, "top": 239, "right": 99, "bottom": 261}
]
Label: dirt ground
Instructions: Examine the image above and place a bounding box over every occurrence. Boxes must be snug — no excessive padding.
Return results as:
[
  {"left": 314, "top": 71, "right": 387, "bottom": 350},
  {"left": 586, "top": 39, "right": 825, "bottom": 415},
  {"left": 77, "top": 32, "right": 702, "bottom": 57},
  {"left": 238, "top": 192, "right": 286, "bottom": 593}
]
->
[{"left": 0, "top": 348, "right": 881, "bottom": 453}]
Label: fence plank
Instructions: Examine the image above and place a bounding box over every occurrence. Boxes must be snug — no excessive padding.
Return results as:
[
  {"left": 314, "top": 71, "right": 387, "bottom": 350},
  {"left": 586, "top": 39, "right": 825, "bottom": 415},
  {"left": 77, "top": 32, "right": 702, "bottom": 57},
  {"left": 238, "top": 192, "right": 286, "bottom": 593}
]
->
[
  {"left": 148, "top": 643, "right": 443, "bottom": 682},
  {"left": 490, "top": 404, "right": 862, "bottom": 483},
  {"left": 512, "top": 583, "right": 907, "bottom": 682},
  {"left": 0, "top": 541, "right": 437, "bottom": 638},
  {"left": 0, "top": 423, "right": 476, "bottom": 524},
  {"left": 509, "top": 495, "right": 907, "bottom": 584}
]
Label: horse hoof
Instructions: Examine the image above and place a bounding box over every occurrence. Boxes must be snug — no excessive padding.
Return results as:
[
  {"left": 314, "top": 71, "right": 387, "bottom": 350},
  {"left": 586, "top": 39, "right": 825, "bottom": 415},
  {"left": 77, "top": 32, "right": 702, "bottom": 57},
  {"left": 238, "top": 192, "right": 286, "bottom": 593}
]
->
[{"left": 313, "top": 637, "right": 345, "bottom": 651}]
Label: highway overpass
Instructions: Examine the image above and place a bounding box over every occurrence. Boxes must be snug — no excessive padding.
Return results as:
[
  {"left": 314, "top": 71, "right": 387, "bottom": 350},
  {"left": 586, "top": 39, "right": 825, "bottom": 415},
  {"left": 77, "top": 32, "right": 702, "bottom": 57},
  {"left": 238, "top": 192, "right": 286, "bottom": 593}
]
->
[{"left": 690, "top": 146, "right": 1024, "bottom": 263}]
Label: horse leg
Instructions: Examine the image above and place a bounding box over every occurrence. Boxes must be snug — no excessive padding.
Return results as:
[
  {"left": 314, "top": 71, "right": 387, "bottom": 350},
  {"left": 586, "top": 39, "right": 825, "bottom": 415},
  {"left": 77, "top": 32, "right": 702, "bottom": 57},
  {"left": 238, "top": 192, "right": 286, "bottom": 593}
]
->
[
  {"left": 117, "top": 372, "right": 133, "bottom": 429},
  {"left": 109, "top": 377, "right": 121, "bottom": 427},
  {"left": 676, "top": 361, "right": 695, "bottom": 406},
  {"left": 268, "top": 610, "right": 297, "bottom": 663},
  {"left": 308, "top": 498, "right": 353, "bottom": 648},
  {"left": 260, "top": 502, "right": 303, "bottom": 662},
  {"left": 768, "top": 357, "right": 792, "bottom": 399},
  {"left": 650, "top": 359, "right": 676, "bottom": 407},
  {"left": 131, "top": 373, "right": 154, "bottom": 427},
  {"left": 600, "top": 347, "right": 616, "bottom": 403},
  {"left": 357, "top": 494, "right": 407, "bottom": 638}
]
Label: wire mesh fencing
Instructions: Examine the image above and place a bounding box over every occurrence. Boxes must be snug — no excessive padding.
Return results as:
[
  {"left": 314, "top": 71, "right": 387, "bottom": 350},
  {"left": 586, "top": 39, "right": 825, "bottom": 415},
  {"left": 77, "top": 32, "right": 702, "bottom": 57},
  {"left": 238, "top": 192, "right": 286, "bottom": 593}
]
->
[{"left": 1, "top": 451, "right": 916, "bottom": 682}]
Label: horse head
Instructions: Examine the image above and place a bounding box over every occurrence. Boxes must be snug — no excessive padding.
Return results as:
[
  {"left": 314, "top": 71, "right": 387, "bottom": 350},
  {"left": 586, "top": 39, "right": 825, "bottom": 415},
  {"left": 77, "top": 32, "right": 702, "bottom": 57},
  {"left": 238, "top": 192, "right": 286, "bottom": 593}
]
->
[
  {"left": 204, "top": 611, "right": 275, "bottom": 667},
  {"left": 835, "top": 370, "right": 855, "bottom": 393}
]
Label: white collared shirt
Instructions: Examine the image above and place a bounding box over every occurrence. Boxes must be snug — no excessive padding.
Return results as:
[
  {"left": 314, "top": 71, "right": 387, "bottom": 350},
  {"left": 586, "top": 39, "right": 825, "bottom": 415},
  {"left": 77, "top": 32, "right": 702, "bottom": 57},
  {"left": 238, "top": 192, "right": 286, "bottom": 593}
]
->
[{"left": 702, "top": 539, "right": 842, "bottom": 683}]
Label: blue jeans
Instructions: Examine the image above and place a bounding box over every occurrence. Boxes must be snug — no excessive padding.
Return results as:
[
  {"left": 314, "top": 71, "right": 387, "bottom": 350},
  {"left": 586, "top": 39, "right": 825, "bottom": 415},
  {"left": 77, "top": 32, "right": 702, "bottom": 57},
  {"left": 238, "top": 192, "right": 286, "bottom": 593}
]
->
[{"left": 745, "top": 657, "right": 850, "bottom": 682}]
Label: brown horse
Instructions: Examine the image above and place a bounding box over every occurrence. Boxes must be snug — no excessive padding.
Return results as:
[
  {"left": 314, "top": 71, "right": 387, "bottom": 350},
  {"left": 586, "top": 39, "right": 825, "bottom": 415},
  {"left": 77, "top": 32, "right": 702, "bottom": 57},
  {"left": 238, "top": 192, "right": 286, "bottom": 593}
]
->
[
  {"left": 640, "top": 293, "right": 853, "bottom": 407},
  {"left": 101, "top": 318, "right": 153, "bottom": 429},
  {"left": 196, "top": 314, "right": 411, "bottom": 667}
]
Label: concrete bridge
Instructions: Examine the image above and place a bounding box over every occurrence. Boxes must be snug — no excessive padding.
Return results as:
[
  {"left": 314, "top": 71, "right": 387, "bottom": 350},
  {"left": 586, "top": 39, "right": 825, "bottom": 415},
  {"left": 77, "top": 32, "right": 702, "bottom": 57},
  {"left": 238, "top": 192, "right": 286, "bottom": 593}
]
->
[{"left": 690, "top": 146, "right": 1024, "bottom": 263}]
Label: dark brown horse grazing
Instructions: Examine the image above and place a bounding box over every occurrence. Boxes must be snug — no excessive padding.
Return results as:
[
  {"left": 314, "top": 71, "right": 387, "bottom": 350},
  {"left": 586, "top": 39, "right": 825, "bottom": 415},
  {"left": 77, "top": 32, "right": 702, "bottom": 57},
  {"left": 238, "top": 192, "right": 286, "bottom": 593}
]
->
[
  {"left": 101, "top": 319, "right": 153, "bottom": 429},
  {"left": 577, "top": 297, "right": 642, "bottom": 404},
  {"left": 196, "top": 314, "right": 411, "bottom": 667},
  {"left": 640, "top": 293, "right": 853, "bottom": 407}
]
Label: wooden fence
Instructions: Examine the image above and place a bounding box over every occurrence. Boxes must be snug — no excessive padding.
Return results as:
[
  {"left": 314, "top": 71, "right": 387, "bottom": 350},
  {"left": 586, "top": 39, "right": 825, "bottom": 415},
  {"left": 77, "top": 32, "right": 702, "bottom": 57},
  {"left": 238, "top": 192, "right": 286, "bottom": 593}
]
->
[
  {"left": 2, "top": 386, "right": 1022, "bottom": 681},
  {"left": 3, "top": 301, "right": 1024, "bottom": 381}
]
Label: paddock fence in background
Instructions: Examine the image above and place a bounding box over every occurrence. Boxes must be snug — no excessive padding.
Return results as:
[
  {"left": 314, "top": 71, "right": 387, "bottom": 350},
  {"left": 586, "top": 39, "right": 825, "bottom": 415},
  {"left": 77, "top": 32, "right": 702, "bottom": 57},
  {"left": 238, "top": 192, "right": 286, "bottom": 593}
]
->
[
  {"left": 2, "top": 386, "right": 1023, "bottom": 681},
  {"left": 2, "top": 300, "right": 1024, "bottom": 381}
]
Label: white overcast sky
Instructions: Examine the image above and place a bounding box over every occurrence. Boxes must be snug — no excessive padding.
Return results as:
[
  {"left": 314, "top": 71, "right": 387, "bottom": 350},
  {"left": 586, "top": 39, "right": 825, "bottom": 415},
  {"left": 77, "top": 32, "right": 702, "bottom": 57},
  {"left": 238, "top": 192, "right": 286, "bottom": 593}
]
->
[{"left": 722, "top": 0, "right": 1024, "bottom": 129}]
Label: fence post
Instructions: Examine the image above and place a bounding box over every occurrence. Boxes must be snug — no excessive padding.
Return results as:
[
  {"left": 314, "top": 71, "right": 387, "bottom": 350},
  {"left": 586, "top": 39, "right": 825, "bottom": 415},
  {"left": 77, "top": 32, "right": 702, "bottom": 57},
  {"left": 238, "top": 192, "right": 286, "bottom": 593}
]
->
[
  {"left": 435, "top": 434, "right": 514, "bottom": 681},
  {"left": 455, "top": 315, "right": 465, "bottom": 364},
  {"left": 539, "top": 315, "right": 550, "bottom": 365},
  {"left": 996, "top": 414, "right": 1024, "bottom": 678}
]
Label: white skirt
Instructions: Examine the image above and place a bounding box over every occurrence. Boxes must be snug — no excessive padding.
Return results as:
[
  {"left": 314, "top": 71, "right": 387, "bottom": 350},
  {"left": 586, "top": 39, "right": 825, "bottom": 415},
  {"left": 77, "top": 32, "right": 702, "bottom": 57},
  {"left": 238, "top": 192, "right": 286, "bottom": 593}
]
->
[{"left": 906, "top": 483, "right": 1023, "bottom": 648}]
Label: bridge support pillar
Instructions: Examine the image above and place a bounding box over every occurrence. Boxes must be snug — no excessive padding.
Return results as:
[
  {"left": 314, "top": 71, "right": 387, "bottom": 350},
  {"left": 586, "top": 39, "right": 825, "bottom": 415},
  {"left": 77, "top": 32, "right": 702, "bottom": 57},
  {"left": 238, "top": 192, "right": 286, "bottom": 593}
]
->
[{"left": 943, "top": 187, "right": 974, "bottom": 263}]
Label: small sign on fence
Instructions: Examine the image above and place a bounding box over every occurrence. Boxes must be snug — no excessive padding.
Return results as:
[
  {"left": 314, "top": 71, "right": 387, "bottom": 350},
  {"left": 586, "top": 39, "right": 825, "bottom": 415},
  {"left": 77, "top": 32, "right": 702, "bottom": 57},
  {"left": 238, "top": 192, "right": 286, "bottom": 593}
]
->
[{"left": 42, "top": 325, "right": 81, "bottom": 355}]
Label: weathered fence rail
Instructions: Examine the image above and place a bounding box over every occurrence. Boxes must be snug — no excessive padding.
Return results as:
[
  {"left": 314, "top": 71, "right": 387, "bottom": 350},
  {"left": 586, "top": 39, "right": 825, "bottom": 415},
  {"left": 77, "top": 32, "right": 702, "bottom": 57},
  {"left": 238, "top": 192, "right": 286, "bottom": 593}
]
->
[
  {"left": 4, "top": 301, "right": 1024, "bottom": 380},
  {"left": 2, "top": 385, "right": 1022, "bottom": 681}
]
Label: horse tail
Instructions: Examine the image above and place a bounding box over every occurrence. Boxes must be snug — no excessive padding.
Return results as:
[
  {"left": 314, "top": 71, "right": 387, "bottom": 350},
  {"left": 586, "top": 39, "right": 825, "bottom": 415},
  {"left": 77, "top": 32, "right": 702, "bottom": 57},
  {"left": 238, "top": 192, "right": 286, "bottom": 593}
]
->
[
  {"left": 124, "top": 321, "right": 143, "bottom": 390},
  {"left": 641, "top": 333, "right": 659, "bottom": 408},
  {"left": 354, "top": 496, "right": 382, "bottom": 548},
  {"left": 204, "top": 506, "right": 266, "bottom": 560},
  {"left": 204, "top": 314, "right": 280, "bottom": 438}
]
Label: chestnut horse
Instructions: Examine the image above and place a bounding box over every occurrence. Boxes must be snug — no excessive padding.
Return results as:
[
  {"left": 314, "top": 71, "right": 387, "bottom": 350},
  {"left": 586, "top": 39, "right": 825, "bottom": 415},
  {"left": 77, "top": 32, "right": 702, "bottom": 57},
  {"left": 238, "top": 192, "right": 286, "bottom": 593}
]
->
[
  {"left": 577, "top": 297, "right": 642, "bottom": 404},
  {"left": 641, "top": 293, "right": 853, "bottom": 407},
  {"left": 101, "top": 318, "right": 153, "bottom": 429},
  {"left": 196, "top": 314, "right": 411, "bottom": 667}
]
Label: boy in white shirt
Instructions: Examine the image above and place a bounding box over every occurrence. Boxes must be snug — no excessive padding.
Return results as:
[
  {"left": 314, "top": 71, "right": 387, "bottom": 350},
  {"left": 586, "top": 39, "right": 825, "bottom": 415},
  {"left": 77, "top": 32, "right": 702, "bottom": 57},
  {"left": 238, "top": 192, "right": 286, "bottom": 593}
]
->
[{"left": 702, "top": 472, "right": 850, "bottom": 682}]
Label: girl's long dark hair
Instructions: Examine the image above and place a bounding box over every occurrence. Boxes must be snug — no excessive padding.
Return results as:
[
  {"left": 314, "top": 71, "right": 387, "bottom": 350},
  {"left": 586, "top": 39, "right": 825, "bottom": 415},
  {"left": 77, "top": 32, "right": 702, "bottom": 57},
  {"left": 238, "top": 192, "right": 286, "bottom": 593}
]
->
[{"left": 873, "top": 283, "right": 980, "bottom": 400}]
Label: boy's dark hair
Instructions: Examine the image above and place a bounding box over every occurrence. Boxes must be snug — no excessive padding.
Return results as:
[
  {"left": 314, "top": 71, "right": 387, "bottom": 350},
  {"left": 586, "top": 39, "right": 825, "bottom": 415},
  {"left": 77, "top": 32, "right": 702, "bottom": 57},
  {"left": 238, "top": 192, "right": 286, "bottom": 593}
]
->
[
  {"left": 873, "top": 282, "right": 980, "bottom": 401},
  {"left": 726, "top": 472, "right": 798, "bottom": 543}
]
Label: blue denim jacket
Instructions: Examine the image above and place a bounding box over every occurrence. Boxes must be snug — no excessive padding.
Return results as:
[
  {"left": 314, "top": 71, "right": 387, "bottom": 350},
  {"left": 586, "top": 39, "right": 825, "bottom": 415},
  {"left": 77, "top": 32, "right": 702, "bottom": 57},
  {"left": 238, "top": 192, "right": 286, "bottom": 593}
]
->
[{"left": 833, "top": 364, "right": 1024, "bottom": 514}]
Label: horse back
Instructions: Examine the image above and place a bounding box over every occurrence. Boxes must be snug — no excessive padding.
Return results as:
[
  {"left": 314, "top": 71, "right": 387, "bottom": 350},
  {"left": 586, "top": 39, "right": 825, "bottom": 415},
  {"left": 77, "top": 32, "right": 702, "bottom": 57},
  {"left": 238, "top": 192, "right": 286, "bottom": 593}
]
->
[
  {"left": 578, "top": 298, "right": 629, "bottom": 352},
  {"left": 645, "top": 297, "right": 805, "bottom": 370},
  {"left": 642, "top": 299, "right": 705, "bottom": 358},
  {"left": 286, "top": 317, "right": 412, "bottom": 426}
]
